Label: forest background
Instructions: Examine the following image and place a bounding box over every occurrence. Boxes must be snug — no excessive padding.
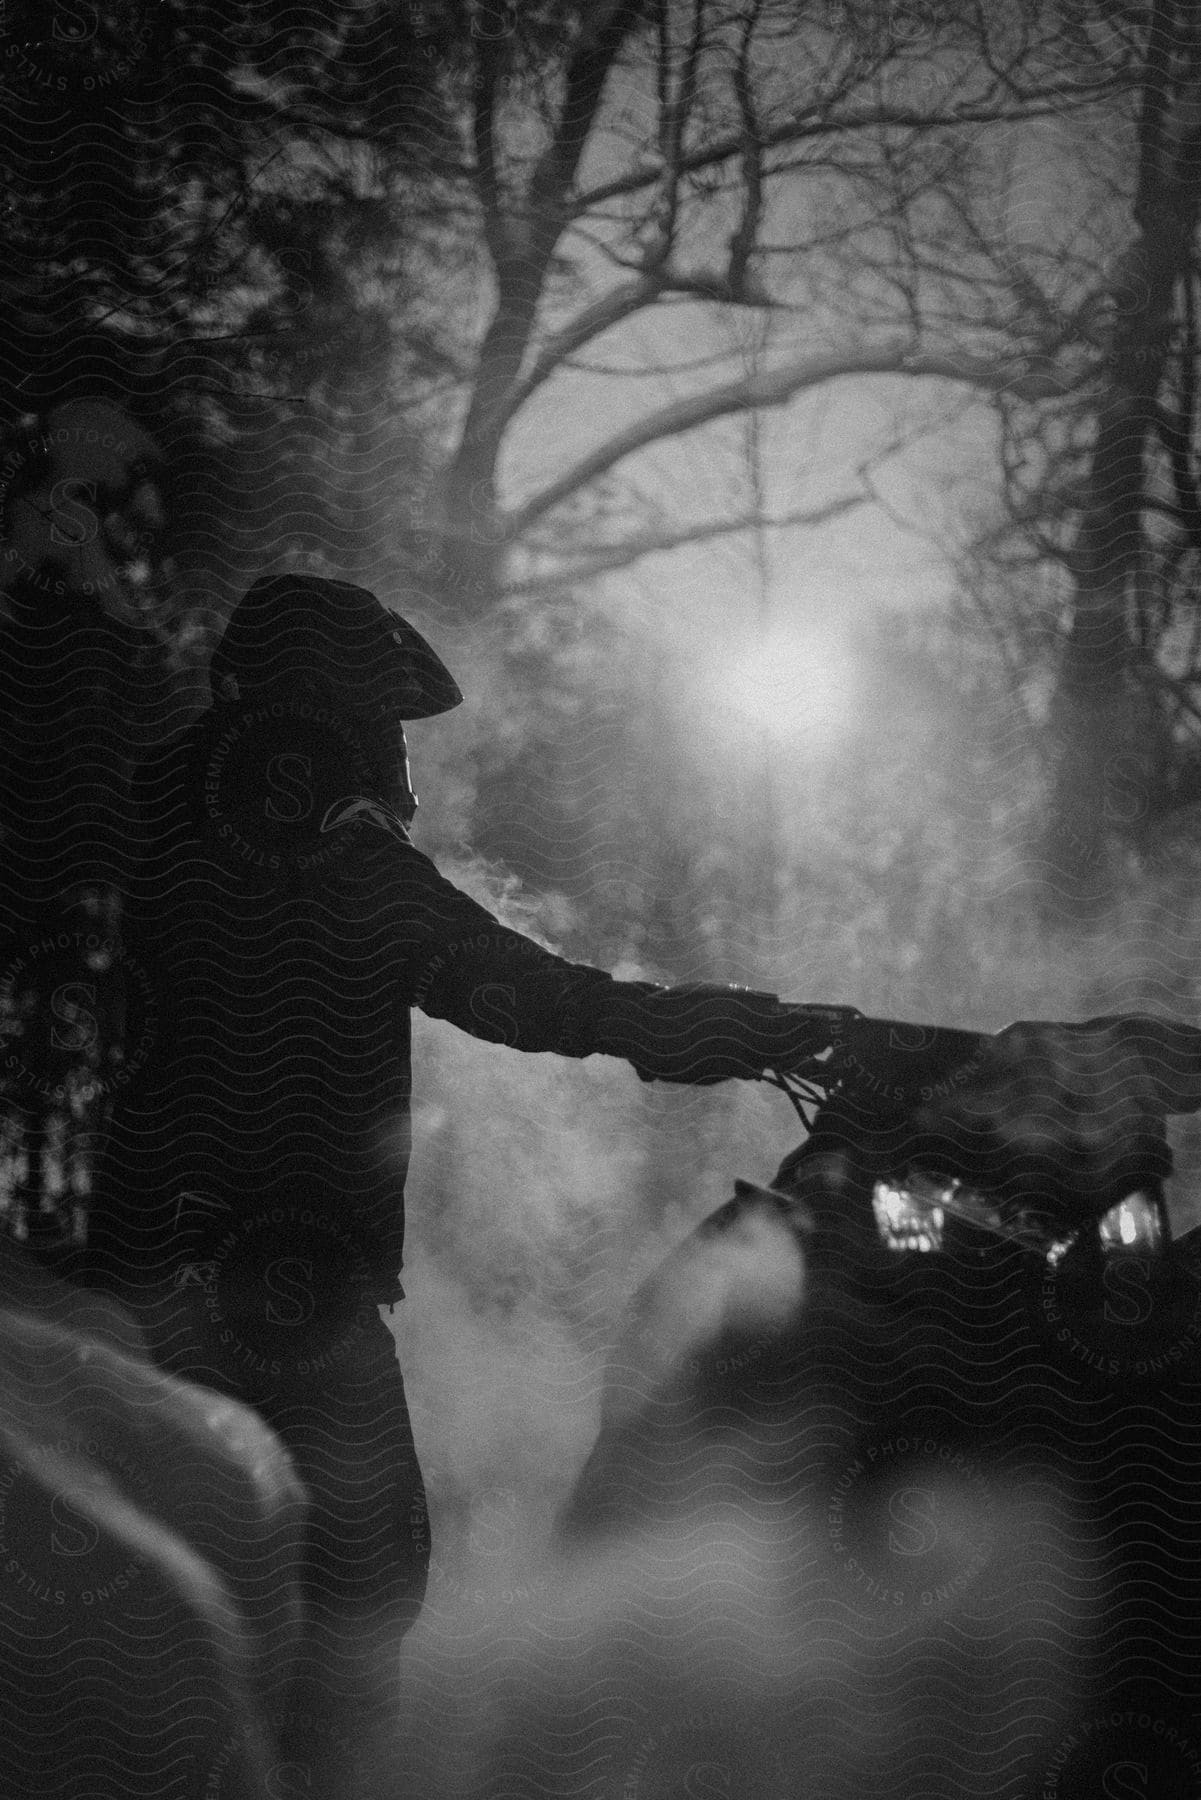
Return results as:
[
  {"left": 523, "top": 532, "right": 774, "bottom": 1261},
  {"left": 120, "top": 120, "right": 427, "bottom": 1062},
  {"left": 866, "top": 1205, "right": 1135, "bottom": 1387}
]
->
[{"left": 2, "top": 0, "right": 1201, "bottom": 1627}]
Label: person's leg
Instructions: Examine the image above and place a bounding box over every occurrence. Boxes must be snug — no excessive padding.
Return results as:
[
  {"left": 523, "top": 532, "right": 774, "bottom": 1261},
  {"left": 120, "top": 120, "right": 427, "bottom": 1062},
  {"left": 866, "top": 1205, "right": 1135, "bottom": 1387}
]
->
[
  {"left": 119, "top": 1277, "right": 430, "bottom": 1794},
  {"left": 250, "top": 1310, "right": 430, "bottom": 1795},
  {"left": 262, "top": 1310, "right": 429, "bottom": 1662}
]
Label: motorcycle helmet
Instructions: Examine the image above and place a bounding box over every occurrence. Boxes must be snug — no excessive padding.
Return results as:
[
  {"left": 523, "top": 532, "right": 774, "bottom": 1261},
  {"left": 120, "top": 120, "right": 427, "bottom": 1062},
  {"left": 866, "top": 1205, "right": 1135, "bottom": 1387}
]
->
[
  {"left": 209, "top": 573, "right": 463, "bottom": 825},
  {"left": 209, "top": 572, "right": 463, "bottom": 718}
]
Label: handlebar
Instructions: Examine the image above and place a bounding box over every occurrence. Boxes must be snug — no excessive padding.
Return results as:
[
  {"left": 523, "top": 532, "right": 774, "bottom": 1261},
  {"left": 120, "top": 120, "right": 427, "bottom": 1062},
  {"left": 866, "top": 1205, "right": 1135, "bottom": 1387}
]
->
[
  {"left": 777, "top": 1005, "right": 1201, "bottom": 1119},
  {"left": 768, "top": 1004, "right": 1201, "bottom": 1262}
]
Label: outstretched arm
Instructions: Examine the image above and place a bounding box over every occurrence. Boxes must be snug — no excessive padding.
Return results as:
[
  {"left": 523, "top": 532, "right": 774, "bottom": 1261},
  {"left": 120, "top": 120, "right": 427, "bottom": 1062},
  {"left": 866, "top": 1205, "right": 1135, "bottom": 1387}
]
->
[
  {"left": 567, "top": 979, "right": 836, "bottom": 1083},
  {"left": 404, "top": 857, "right": 822, "bottom": 1082}
]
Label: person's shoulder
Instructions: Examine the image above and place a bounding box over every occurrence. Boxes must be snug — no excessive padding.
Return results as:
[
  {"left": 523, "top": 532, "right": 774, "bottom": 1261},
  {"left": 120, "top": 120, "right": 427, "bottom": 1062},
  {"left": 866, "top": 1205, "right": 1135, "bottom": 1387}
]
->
[
  {"left": 321, "top": 796, "right": 462, "bottom": 908},
  {"left": 341, "top": 820, "right": 502, "bottom": 924}
]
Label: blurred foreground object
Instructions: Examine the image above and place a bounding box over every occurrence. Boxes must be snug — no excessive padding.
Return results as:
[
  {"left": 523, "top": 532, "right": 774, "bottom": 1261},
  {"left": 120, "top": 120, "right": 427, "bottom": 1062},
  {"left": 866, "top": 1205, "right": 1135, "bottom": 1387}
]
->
[{"left": 0, "top": 1237, "right": 307, "bottom": 1799}]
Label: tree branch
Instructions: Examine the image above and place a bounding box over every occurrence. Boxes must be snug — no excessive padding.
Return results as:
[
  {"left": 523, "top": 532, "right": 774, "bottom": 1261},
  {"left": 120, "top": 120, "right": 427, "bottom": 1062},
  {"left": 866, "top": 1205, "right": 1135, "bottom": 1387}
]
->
[
  {"left": 503, "top": 342, "right": 1088, "bottom": 540},
  {"left": 504, "top": 492, "right": 864, "bottom": 594},
  {"left": 508, "top": 273, "right": 665, "bottom": 412},
  {"left": 571, "top": 86, "right": 1129, "bottom": 214},
  {"left": 444, "top": 0, "right": 649, "bottom": 532},
  {"left": 510, "top": 261, "right": 795, "bottom": 416},
  {"left": 470, "top": 40, "right": 512, "bottom": 273},
  {"left": 726, "top": 0, "right": 766, "bottom": 296},
  {"left": 528, "top": 0, "right": 653, "bottom": 237}
]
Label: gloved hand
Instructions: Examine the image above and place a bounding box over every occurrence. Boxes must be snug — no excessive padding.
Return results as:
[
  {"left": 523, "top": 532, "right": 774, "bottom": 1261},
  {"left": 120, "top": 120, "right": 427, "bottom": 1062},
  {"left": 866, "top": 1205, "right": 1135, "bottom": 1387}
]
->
[
  {"left": 582, "top": 983, "right": 849, "bottom": 1086},
  {"left": 908, "top": 1014, "right": 1201, "bottom": 1222}
]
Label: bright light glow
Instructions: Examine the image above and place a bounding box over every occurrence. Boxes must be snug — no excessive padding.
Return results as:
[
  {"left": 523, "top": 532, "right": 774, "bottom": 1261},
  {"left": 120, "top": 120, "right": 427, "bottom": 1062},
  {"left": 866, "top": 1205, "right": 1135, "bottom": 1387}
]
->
[
  {"left": 1098, "top": 1193, "right": 1162, "bottom": 1251},
  {"left": 880, "top": 1186, "right": 908, "bottom": 1227},
  {"left": 720, "top": 619, "right": 860, "bottom": 745},
  {"left": 872, "top": 1182, "right": 943, "bottom": 1253}
]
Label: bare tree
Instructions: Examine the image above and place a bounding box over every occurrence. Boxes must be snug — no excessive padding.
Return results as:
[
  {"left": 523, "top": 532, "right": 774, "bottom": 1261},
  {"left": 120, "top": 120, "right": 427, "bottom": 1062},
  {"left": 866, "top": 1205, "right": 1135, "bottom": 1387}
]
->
[
  {"left": 958, "top": 1, "right": 1201, "bottom": 888},
  {"left": 406, "top": 0, "right": 1119, "bottom": 610}
]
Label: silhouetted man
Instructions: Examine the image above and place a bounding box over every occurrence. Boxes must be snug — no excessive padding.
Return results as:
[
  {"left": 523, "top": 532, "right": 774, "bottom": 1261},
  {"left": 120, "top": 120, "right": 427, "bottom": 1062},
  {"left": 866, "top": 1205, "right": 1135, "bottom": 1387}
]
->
[{"left": 83, "top": 571, "right": 829, "bottom": 1745}]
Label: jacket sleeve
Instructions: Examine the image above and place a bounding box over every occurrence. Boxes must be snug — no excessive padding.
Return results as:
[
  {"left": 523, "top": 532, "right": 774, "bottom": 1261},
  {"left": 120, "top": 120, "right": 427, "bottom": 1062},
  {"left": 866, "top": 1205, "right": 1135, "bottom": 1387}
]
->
[
  {"left": 566, "top": 979, "right": 831, "bottom": 1084},
  {"left": 399, "top": 851, "right": 820, "bottom": 1083}
]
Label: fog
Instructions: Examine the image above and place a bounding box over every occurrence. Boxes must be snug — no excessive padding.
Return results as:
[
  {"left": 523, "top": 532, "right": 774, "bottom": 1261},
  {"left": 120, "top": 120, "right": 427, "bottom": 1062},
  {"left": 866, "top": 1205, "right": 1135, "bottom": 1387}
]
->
[{"left": 372, "top": 672, "right": 1201, "bottom": 1796}]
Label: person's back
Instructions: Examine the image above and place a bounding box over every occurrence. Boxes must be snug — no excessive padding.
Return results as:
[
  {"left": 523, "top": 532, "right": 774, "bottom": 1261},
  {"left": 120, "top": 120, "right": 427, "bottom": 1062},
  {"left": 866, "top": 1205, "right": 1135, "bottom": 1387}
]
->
[{"left": 94, "top": 697, "right": 435, "bottom": 1309}]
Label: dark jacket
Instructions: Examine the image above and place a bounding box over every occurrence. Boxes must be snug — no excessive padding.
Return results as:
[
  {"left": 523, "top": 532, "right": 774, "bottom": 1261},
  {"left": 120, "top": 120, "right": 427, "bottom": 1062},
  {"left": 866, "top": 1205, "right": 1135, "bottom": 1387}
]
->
[{"left": 89, "top": 698, "right": 808, "bottom": 1303}]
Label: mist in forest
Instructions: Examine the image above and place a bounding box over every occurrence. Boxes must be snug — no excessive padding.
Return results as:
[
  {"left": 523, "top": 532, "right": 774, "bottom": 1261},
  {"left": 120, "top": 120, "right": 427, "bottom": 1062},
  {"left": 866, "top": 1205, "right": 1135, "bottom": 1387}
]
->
[
  {"left": 367, "top": 563, "right": 1201, "bottom": 1797},
  {"left": 367, "top": 638, "right": 1199, "bottom": 1800}
]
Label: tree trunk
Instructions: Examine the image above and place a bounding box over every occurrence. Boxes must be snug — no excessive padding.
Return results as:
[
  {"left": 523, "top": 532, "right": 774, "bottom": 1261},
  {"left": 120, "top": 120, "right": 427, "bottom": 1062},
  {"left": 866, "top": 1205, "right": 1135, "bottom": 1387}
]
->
[{"left": 1048, "top": 0, "right": 1201, "bottom": 901}]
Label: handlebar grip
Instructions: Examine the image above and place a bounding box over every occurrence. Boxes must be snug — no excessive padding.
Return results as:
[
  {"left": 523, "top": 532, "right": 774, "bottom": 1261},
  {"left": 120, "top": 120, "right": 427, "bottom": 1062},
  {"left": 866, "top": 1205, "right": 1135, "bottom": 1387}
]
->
[{"left": 585, "top": 987, "right": 859, "bottom": 1084}]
